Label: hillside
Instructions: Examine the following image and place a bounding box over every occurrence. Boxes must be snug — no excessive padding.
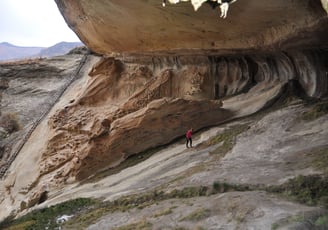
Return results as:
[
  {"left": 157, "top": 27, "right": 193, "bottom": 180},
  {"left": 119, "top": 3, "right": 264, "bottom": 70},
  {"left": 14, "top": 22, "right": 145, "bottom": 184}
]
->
[
  {"left": 0, "top": 42, "right": 43, "bottom": 61},
  {"left": 0, "top": 50, "right": 327, "bottom": 229},
  {"left": 0, "top": 0, "right": 328, "bottom": 229},
  {"left": 38, "top": 42, "right": 83, "bottom": 57},
  {"left": 0, "top": 41, "right": 83, "bottom": 61}
]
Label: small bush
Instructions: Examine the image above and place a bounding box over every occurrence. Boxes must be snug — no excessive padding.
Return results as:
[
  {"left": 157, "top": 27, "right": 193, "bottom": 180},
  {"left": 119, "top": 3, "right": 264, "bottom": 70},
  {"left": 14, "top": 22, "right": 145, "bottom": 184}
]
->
[
  {"left": 113, "top": 219, "right": 152, "bottom": 230},
  {"left": 301, "top": 100, "right": 328, "bottom": 121},
  {"left": 179, "top": 208, "right": 211, "bottom": 222},
  {"left": 0, "top": 198, "right": 96, "bottom": 230},
  {"left": 315, "top": 214, "right": 328, "bottom": 227},
  {"left": 152, "top": 207, "right": 174, "bottom": 218},
  {"left": 267, "top": 175, "right": 328, "bottom": 207},
  {"left": 0, "top": 113, "right": 20, "bottom": 133},
  {"left": 207, "top": 124, "right": 249, "bottom": 156}
]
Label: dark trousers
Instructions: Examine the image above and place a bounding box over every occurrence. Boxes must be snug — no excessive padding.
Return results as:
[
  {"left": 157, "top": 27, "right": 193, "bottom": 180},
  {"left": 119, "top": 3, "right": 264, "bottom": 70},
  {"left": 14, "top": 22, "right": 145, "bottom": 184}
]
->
[{"left": 186, "top": 137, "right": 192, "bottom": 148}]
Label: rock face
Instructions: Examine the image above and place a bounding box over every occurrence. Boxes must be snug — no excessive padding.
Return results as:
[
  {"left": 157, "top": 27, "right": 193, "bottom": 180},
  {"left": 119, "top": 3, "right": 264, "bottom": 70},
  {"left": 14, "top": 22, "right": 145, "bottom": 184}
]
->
[
  {"left": 38, "top": 50, "right": 327, "bottom": 184},
  {"left": 0, "top": 0, "right": 328, "bottom": 224},
  {"left": 0, "top": 54, "right": 86, "bottom": 170},
  {"left": 55, "top": 0, "right": 328, "bottom": 54}
]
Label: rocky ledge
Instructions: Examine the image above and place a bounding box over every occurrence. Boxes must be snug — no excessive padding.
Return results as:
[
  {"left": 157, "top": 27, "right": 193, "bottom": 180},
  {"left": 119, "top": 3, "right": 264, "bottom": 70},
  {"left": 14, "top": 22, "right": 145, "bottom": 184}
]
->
[
  {"left": 0, "top": 0, "right": 328, "bottom": 227},
  {"left": 55, "top": 0, "right": 328, "bottom": 54}
]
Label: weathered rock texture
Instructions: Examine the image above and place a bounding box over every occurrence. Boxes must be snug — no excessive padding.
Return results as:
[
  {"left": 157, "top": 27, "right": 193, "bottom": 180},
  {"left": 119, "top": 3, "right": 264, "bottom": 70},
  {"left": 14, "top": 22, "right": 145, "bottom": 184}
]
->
[
  {"left": 322, "top": 0, "right": 328, "bottom": 13},
  {"left": 0, "top": 54, "right": 85, "bottom": 170},
  {"left": 1, "top": 0, "right": 328, "bottom": 223},
  {"left": 36, "top": 50, "right": 327, "bottom": 185},
  {"left": 55, "top": 0, "right": 328, "bottom": 54}
]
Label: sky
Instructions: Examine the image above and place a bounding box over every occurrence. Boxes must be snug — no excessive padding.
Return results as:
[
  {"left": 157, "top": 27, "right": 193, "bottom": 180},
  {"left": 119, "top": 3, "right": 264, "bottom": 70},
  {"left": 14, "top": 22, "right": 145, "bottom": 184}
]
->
[{"left": 0, "top": 0, "right": 81, "bottom": 47}]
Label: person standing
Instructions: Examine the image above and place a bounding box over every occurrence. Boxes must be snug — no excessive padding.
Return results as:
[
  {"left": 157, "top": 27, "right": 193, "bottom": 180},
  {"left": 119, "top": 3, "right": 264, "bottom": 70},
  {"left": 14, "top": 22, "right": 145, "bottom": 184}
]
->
[{"left": 186, "top": 128, "right": 193, "bottom": 148}]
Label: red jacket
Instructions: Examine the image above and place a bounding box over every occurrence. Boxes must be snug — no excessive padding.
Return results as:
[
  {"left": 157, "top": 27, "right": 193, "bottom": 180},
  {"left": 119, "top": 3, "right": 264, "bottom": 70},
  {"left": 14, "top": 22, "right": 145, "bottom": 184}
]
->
[{"left": 186, "top": 129, "right": 192, "bottom": 138}]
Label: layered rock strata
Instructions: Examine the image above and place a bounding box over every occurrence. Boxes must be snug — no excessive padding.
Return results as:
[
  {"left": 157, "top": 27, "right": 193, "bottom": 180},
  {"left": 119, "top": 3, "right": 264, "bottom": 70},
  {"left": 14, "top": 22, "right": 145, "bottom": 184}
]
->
[
  {"left": 0, "top": 48, "right": 327, "bottom": 219},
  {"left": 1, "top": 0, "right": 328, "bottom": 221},
  {"left": 37, "top": 50, "right": 327, "bottom": 185}
]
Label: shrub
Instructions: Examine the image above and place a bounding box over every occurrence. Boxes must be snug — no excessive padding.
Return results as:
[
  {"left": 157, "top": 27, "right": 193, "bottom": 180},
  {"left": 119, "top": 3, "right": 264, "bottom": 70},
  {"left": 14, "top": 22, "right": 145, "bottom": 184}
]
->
[
  {"left": 267, "top": 175, "right": 328, "bottom": 207},
  {"left": 301, "top": 100, "right": 328, "bottom": 121},
  {"left": 0, "top": 113, "right": 20, "bottom": 133},
  {"left": 0, "top": 198, "right": 96, "bottom": 230}
]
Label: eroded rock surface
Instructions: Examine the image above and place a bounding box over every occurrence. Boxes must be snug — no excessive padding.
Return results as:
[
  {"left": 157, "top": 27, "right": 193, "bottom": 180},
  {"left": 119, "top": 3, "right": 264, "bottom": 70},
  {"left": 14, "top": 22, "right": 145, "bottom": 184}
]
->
[
  {"left": 1, "top": 0, "right": 328, "bottom": 226},
  {"left": 55, "top": 0, "right": 328, "bottom": 54},
  {"left": 37, "top": 50, "right": 328, "bottom": 185},
  {"left": 0, "top": 47, "right": 327, "bottom": 221},
  {"left": 0, "top": 54, "right": 85, "bottom": 170}
]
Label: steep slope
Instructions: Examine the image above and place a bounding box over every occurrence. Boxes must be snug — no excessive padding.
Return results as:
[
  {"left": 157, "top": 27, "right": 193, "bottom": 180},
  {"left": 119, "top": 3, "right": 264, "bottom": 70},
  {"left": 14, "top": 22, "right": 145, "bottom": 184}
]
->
[
  {"left": 2, "top": 92, "right": 328, "bottom": 229},
  {"left": 0, "top": 49, "right": 327, "bottom": 224},
  {"left": 0, "top": 0, "right": 328, "bottom": 227}
]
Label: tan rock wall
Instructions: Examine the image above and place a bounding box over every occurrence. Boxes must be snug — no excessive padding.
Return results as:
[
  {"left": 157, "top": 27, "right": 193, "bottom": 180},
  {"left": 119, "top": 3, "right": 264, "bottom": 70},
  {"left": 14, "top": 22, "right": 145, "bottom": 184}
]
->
[
  {"left": 39, "top": 50, "right": 327, "bottom": 184},
  {"left": 55, "top": 0, "right": 328, "bottom": 55}
]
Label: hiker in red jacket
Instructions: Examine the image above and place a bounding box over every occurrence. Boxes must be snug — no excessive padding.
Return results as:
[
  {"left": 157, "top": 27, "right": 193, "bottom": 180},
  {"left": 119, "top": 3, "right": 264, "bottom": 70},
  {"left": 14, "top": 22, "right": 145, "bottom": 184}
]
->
[{"left": 186, "top": 128, "right": 193, "bottom": 148}]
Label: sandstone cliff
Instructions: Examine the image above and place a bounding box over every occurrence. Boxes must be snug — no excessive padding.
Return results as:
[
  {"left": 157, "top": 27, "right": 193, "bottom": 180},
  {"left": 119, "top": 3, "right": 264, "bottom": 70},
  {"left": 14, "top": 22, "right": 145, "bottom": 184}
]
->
[
  {"left": 0, "top": 0, "right": 328, "bottom": 229},
  {"left": 54, "top": 0, "right": 328, "bottom": 54}
]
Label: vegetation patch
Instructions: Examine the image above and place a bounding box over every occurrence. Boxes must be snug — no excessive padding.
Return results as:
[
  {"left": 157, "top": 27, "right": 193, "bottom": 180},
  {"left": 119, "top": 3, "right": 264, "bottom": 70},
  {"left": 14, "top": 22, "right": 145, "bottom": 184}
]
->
[
  {"left": 179, "top": 208, "right": 211, "bottom": 221},
  {"left": 300, "top": 100, "right": 328, "bottom": 121},
  {"left": 113, "top": 219, "right": 152, "bottom": 230},
  {"left": 212, "top": 181, "right": 253, "bottom": 193},
  {"left": 305, "top": 146, "right": 328, "bottom": 174},
  {"left": 206, "top": 124, "right": 250, "bottom": 156},
  {"left": 3, "top": 175, "right": 328, "bottom": 229},
  {"left": 213, "top": 175, "right": 328, "bottom": 209},
  {"left": 0, "top": 112, "right": 20, "bottom": 134},
  {"left": 272, "top": 212, "right": 328, "bottom": 230},
  {"left": 152, "top": 207, "right": 175, "bottom": 218},
  {"left": 271, "top": 214, "right": 305, "bottom": 230},
  {"left": 63, "top": 186, "right": 210, "bottom": 228},
  {"left": 0, "top": 198, "right": 97, "bottom": 230},
  {"left": 315, "top": 214, "right": 328, "bottom": 227},
  {"left": 267, "top": 175, "right": 328, "bottom": 207}
]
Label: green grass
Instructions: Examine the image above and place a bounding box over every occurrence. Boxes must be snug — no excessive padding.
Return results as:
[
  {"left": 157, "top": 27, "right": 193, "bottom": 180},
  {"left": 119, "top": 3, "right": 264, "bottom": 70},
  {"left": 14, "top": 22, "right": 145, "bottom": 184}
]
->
[
  {"left": 271, "top": 214, "right": 305, "bottom": 230},
  {"left": 212, "top": 181, "right": 254, "bottom": 194},
  {"left": 152, "top": 207, "right": 175, "bottom": 218},
  {"left": 179, "top": 208, "right": 211, "bottom": 221},
  {"left": 267, "top": 175, "right": 328, "bottom": 207},
  {"left": 113, "top": 220, "right": 152, "bottom": 230},
  {"left": 206, "top": 124, "right": 250, "bottom": 156},
  {"left": 63, "top": 186, "right": 210, "bottom": 228},
  {"left": 306, "top": 146, "right": 328, "bottom": 174},
  {"left": 3, "top": 175, "right": 328, "bottom": 229},
  {"left": 0, "top": 198, "right": 97, "bottom": 230},
  {"left": 271, "top": 212, "right": 328, "bottom": 229},
  {"left": 315, "top": 214, "right": 328, "bottom": 227},
  {"left": 300, "top": 100, "right": 328, "bottom": 121}
]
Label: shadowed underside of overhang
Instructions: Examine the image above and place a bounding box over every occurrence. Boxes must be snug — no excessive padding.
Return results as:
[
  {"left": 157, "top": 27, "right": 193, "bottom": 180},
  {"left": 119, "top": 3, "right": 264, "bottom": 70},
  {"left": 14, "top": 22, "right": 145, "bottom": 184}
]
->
[{"left": 55, "top": 0, "right": 328, "bottom": 55}]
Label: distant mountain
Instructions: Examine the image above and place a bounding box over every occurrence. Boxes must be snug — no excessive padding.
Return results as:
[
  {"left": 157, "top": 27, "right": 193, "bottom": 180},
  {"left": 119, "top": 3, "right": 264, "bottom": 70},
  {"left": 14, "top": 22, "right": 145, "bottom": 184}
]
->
[
  {"left": 0, "top": 42, "right": 43, "bottom": 61},
  {"left": 38, "top": 42, "right": 83, "bottom": 57},
  {"left": 0, "top": 41, "right": 84, "bottom": 61}
]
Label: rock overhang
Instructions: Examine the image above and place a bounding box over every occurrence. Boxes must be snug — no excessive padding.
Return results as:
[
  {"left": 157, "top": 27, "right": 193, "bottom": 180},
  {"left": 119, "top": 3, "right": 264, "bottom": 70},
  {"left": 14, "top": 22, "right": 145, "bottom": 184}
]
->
[{"left": 55, "top": 0, "right": 328, "bottom": 56}]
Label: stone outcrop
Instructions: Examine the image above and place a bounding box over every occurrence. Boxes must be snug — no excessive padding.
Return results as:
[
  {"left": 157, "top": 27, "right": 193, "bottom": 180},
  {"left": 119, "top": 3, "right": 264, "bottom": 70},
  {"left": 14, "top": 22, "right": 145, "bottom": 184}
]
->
[
  {"left": 36, "top": 49, "right": 327, "bottom": 184},
  {"left": 0, "top": 54, "right": 86, "bottom": 171},
  {"left": 0, "top": 0, "right": 328, "bottom": 222},
  {"left": 55, "top": 0, "right": 328, "bottom": 54}
]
